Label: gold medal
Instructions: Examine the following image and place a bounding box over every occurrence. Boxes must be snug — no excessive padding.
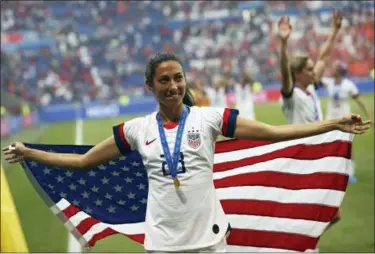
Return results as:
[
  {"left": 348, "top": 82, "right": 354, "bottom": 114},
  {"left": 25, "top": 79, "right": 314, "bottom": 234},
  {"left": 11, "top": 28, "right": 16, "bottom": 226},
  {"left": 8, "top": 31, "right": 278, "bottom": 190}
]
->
[{"left": 173, "top": 177, "right": 180, "bottom": 189}]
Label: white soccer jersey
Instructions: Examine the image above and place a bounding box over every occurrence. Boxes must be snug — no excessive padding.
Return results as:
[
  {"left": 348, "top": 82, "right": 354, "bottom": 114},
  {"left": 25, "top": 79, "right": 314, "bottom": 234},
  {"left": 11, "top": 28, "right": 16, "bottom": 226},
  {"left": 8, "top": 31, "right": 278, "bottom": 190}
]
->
[
  {"left": 322, "top": 77, "right": 359, "bottom": 119},
  {"left": 206, "top": 87, "right": 226, "bottom": 108},
  {"left": 113, "top": 106, "right": 238, "bottom": 252},
  {"left": 235, "top": 83, "right": 255, "bottom": 120},
  {"left": 280, "top": 85, "right": 323, "bottom": 124}
]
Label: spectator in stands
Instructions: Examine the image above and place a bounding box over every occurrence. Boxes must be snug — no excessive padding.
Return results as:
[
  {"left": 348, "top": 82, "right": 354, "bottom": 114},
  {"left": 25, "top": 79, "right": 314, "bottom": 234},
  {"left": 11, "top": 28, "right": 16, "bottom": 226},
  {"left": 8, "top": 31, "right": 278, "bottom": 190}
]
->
[{"left": 1, "top": 1, "right": 373, "bottom": 105}]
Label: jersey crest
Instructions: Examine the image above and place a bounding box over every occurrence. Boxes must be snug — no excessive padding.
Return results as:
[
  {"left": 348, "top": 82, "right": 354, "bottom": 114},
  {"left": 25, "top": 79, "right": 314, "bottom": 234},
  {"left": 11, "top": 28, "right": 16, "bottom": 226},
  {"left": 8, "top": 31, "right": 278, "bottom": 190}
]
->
[{"left": 187, "top": 128, "right": 201, "bottom": 149}]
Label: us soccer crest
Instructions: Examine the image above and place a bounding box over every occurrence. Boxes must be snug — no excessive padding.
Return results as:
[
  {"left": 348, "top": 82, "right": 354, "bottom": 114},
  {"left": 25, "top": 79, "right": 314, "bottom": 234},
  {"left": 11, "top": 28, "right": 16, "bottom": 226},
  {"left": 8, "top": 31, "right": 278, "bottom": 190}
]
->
[{"left": 187, "top": 128, "right": 201, "bottom": 149}]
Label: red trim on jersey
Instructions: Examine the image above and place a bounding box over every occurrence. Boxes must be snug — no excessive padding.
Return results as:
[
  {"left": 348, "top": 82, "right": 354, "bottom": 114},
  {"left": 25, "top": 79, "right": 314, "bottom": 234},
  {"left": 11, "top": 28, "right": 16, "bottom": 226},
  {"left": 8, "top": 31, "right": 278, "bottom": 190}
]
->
[
  {"left": 163, "top": 122, "right": 178, "bottom": 129},
  {"left": 118, "top": 123, "right": 131, "bottom": 150},
  {"left": 113, "top": 123, "right": 131, "bottom": 154},
  {"left": 222, "top": 108, "right": 230, "bottom": 136}
]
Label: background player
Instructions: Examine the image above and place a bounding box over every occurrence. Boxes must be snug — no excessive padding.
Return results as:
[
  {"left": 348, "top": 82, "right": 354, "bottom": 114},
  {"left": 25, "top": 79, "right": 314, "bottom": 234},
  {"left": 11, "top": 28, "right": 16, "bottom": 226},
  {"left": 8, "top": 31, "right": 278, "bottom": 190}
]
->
[
  {"left": 320, "top": 61, "right": 373, "bottom": 183},
  {"left": 277, "top": 9, "right": 343, "bottom": 251},
  {"left": 322, "top": 61, "right": 372, "bottom": 121},
  {"left": 205, "top": 75, "right": 226, "bottom": 108},
  {"left": 278, "top": 9, "right": 342, "bottom": 124},
  {"left": 235, "top": 72, "right": 256, "bottom": 120}
]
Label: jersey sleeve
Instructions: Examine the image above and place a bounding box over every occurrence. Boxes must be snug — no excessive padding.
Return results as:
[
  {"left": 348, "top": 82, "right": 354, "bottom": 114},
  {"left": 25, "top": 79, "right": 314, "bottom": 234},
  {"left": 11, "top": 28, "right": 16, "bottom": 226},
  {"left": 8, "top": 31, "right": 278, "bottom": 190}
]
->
[
  {"left": 280, "top": 89, "right": 295, "bottom": 109},
  {"left": 347, "top": 80, "right": 359, "bottom": 98},
  {"left": 202, "top": 107, "right": 239, "bottom": 139},
  {"left": 112, "top": 118, "right": 142, "bottom": 154},
  {"left": 280, "top": 86, "right": 294, "bottom": 99}
]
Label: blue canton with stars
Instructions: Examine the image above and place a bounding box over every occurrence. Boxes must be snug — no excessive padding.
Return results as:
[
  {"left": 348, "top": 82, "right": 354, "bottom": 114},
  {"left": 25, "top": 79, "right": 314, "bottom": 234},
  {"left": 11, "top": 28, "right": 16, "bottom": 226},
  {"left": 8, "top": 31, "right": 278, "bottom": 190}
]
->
[{"left": 22, "top": 143, "right": 148, "bottom": 224}]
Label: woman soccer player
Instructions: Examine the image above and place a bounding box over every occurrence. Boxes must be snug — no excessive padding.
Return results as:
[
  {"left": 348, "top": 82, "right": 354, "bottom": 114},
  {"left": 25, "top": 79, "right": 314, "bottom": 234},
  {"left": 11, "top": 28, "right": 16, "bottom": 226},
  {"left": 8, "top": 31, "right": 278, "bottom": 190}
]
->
[
  {"left": 277, "top": 9, "right": 351, "bottom": 250},
  {"left": 205, "top": 76, "right": 226, "bottom": 108},
  {"left": 322, "top": 62, "right": 372, "bottom": 122},
  {"left": 320, "top": 61, "right": 373, "bottom": 183},
  {"left": 278, "top": 9, "right": 343, "bottom": 124},
  {"left": 235, "top": 74, "right": 256, "bottom": 120},
  {"left": 3, "top": 52, "right": 371, "bottom": 253}
]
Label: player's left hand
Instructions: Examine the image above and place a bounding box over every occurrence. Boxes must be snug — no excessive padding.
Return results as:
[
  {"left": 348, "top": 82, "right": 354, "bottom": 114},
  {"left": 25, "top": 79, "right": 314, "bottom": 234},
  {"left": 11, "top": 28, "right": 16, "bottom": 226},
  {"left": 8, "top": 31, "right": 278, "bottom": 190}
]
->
[
  {"left": 336, "top": 114, "right": 371, "bottom": 134},
  {"left": 331, "top": 8, "right": 343, "bottom": 32}
]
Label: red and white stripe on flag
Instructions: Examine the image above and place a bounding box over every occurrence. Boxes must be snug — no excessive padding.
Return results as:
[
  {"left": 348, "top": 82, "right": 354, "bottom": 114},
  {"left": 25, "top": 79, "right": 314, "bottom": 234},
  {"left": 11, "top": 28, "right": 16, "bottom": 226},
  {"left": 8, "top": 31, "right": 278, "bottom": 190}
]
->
[{"left": 52, "top": 130, "right": 353, "bottom": 252}]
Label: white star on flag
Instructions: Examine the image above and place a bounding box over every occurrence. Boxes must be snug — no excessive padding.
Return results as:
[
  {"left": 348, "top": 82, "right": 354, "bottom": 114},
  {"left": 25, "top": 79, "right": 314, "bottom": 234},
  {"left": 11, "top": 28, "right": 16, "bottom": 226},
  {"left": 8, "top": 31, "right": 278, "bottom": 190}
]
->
[
  {"left": 127, "top": 192, "right": 136, "bottom": 199},
  {"left": 130, "top": 205, "right": 139, "bottom": 211},
  {"left": 131, "top": 161, "right": 140, "bottom": 167},
  {"left": 113, "top": 185, "right": 123, "bottom": 192},
  {"left": 101, "top": 177, "right": 110, "bottom": 184},
  {"left": 56, "top": 175, "right": 64, "bottom": 183},
  {"left": 98, "top": 165, "right": 107, "bottom": 170},
  {"left": 88, "top": 171, "right": 97, "bottom": 177},
  {"left": 91, "top": 186, "right": 100, "bottom": 193}
]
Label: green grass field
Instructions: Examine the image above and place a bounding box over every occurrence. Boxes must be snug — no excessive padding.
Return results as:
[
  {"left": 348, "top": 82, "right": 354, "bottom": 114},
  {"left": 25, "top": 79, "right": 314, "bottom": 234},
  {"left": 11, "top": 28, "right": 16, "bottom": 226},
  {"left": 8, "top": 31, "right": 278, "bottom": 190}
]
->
[{"left": 2, "top": 93, "right": 374, "bottom": 253}]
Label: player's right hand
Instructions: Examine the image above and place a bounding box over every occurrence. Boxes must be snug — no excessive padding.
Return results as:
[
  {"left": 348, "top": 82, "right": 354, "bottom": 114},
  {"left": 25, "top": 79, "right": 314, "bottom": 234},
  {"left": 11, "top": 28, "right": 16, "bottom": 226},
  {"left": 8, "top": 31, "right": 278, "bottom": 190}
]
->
[
  {"left": 278, "top": 16, "right": 292, "bottom": 42},
  {"left": 2, "top": 142, "right": 27, "bottom": 164},
  {"left": 336, "top": 114, "right": 371, "bottom": 135}
]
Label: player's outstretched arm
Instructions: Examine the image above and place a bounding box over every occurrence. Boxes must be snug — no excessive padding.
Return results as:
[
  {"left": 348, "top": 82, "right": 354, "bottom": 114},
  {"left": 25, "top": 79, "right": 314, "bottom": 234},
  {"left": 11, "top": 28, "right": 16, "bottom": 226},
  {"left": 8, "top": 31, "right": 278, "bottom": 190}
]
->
[
  {"left": 2, "top": 136, "right": 121, "bottom": 170},
  {"left": 314, "top": 8, "right": 342, "bottom": 82},
  {"left": 234, "top": 114, "right": 371, "bottom": 142},
  {"left": 278, "top": 16, "right": 293, "bottom": 96}
]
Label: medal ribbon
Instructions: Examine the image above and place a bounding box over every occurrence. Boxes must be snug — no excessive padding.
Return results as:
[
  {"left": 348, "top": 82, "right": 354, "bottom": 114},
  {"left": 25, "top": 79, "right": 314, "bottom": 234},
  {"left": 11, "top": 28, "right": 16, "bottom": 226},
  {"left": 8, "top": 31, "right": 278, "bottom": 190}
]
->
[{"left": 156, "top": 106, "right": 187, "bottom": 186}]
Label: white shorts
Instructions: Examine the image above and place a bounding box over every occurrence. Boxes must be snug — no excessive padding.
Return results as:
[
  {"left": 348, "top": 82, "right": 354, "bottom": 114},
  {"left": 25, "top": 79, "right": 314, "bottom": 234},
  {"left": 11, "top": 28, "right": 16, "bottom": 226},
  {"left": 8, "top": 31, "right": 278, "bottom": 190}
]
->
[{"left": 146, "top": 236, "right": 228, "bottom": 253}]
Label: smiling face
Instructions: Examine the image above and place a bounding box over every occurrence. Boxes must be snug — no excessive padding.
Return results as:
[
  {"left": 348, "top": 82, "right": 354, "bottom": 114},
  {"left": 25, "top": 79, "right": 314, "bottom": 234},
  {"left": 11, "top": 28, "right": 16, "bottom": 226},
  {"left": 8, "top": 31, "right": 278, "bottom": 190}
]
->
[{"left": 146, "top": 60, "right": 187, "bottom": 108}]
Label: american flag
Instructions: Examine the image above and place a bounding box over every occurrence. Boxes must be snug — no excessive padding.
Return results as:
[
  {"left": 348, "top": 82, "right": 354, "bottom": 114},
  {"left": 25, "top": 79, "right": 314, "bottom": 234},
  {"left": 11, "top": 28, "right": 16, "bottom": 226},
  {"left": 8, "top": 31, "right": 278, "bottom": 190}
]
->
[{"left": 21, "top": 130, "right": 353, "bottom": 252}]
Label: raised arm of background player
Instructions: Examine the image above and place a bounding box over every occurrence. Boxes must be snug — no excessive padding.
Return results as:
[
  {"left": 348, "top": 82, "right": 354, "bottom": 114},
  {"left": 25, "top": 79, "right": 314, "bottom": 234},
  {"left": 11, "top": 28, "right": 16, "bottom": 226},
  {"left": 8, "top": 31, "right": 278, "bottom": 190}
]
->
[
  {"left": 314, "top": 9, "right": 343, "bottom": 83},
  {"left": 278, "top": 16, "right": 293, "bottom": 96}
]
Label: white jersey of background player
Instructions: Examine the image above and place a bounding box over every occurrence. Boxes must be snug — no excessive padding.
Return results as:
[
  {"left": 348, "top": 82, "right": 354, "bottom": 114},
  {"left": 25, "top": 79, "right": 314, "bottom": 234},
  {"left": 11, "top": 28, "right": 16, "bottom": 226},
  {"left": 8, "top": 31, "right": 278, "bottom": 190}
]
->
[
  {"left": 206, "top": 76, "right": 226, "bottom": 108},
  {"left": 114, "top": 106, "right": 237, "bottom": 252},
  {"left": 323, "top": 76, "right": 358, "bottom": 119},
  {"left": 321, "top": 63, "right": 371, "bottom": 121},
  {"left": 280, "top": 84, "right": 323, "bottom": 123},
  {"left": 235, "top": 76, "right": 255, "bottom": 120}
]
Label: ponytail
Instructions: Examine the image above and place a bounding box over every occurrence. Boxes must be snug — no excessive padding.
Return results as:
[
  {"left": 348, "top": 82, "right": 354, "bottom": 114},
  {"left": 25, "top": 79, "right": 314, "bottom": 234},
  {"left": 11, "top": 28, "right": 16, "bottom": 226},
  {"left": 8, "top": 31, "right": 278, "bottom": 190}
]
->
[{"left": 183, "top": 89, "right": 195, "bottom": 107}]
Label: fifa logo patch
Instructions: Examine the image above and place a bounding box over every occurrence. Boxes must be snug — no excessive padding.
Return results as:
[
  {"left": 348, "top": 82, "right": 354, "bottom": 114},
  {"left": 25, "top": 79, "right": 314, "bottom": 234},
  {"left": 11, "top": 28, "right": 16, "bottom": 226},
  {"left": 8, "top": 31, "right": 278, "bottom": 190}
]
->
[{"left": 187, "top": 128, "right": 201, "bottom": 149}]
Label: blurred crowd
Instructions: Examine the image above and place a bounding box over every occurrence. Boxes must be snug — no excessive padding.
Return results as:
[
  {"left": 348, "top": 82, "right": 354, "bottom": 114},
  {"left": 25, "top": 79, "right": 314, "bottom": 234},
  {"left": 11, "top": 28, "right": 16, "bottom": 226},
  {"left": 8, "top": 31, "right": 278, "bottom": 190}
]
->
[{"left": 1, "top": 1, "right": 374, "bottom": 110}]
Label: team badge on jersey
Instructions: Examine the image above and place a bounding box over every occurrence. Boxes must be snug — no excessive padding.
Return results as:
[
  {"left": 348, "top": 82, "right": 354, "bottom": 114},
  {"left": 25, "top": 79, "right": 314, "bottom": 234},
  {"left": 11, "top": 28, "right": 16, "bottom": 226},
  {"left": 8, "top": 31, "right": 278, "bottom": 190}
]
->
[{"left": 187, "top": 128, "right": 201, "bottom": 149}]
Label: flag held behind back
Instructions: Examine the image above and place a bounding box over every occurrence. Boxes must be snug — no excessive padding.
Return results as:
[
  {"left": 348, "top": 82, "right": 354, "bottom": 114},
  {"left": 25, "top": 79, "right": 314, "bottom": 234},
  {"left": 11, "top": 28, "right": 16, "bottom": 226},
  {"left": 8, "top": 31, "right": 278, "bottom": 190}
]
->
[{"left": 21, "top": 131, "right": 353, "bottom": 252}]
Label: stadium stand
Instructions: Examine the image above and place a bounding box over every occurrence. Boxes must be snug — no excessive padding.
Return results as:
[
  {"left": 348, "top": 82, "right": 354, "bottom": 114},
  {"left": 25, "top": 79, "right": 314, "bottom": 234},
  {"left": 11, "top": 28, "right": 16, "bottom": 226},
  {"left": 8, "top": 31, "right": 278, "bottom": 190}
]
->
[{"left": 1, "top": 1, "right": 374, "bottom": 106}]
